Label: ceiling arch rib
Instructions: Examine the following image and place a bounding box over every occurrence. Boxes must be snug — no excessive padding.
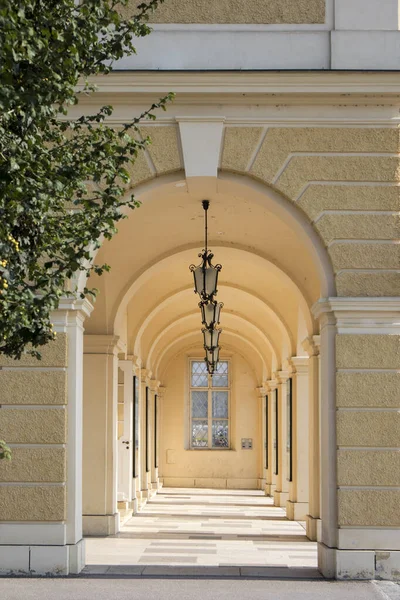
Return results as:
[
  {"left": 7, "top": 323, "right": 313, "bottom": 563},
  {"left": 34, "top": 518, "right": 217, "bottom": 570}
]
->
[
  {"left": 132, "top": 285, "right": 293, "bottom": 362},
  {"left": 155, "top": 331, "right": 267, "bottom": 383},
  {"left": 144, "top": 311, "right": 276, "bottom": 377},
  {"left": 116, "top": 246, "right": 314, "bottom": 343}
]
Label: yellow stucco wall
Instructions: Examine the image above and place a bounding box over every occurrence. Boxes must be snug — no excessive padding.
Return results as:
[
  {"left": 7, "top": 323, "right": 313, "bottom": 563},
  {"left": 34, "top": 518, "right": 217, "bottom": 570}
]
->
[
  {"left": 120, "top": 0, "right": 326, "bottom": 24},
  {"left": 159, "top": 351, "right": 262, "bottom": 489}
]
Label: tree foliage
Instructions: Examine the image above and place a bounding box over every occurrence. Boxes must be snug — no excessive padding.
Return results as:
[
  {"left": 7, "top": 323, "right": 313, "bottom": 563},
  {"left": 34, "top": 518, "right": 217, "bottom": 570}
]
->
[{"left": 0, "top": 0, "right": 173, "bottom": 360}]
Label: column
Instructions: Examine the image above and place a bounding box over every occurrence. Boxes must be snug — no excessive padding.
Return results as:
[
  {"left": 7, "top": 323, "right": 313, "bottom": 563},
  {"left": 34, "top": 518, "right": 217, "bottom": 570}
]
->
[
  {"left": 0, "top": 298, "right": 92, "bottom": 575},
  {"left": 116, "top": 360, "right": 134, "bottom": 507},
  {"left": 156, "top": 386, "right": 166, "bottom": 488},
  {"left": 265, "top": 379, "right": 278, "bottom": 497},
  {"left": 303, "top": 335, "right": 321, "bottom": 541},
  {"left": 286, "top": 357, "right": 309, "bottom": 522},
  {"left": 82, "top": 334, "right": 121, "bottom": 536},
  {"left": 313, "top": 298, "right": 400, "bottom": 580},
  {"left": 129, "top": 356, "right": 142, "bottom": 513},
  {"left": 140, "top": 369, "right": 152, "bottom": 499},
  {"left": 273, "top": 371, "right": 290, "bottom": 508},
  {"left": 257, "top": 386, "right": 268, "bottom": 493},
  {"left": 149, "top": 379, "right": 160, "bottom": 491}
]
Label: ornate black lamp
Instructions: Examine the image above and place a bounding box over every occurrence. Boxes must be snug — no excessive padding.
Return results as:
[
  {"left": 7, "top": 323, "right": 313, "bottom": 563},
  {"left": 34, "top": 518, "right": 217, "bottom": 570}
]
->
[
  {"left": 199, "top": 299, "right": 223, "bottom": 329},
  {"left": 190, "top": 200, "right": 223, "bottom": 376},
  {"left": 202, "top": 327, "right": 221, "bottom": 351},
  {"left": 189, "top": 200, "right": 222, "bottom": 302}
]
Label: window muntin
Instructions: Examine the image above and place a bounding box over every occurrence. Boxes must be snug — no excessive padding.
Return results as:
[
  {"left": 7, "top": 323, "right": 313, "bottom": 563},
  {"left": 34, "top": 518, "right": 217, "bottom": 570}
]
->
[{"left": 190, "top": 360, "right": 230, "bottom": 449}]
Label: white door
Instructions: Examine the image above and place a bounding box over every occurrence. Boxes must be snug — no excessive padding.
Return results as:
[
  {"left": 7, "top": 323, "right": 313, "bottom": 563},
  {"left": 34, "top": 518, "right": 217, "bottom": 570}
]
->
[{"left": 117, "top": 361, "right": 134, "bottom": 502}]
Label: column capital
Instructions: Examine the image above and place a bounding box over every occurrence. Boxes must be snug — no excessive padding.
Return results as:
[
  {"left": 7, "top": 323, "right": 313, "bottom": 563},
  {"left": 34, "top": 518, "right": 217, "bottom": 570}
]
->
[
  {"left": 276, "top": 370, "right": 290, "bottom": 384},
  {"left": 149, "top": 379, "right": 161, "bottom": 393},
  {"left": 83, "top": 334, "right": 121, "bottom": 355},
  {"left": 289, "top": 356, "right": 309, "bottom": 375},
  {"left": 52, "top": 297, "right": 94, "bottom": 331},
  {"left": 140, "top": 368, "right": 152, "bottom": 384},
  {"left": 266, "top": 378, "right": 278, "bottom": 391},
  {"left": 302, "top": 335, "right": 321, "bottom": 357},
  {"left": 256, "top": 386, "right": 268, "bottom": 399},
  {"left": 157, "top": 386, "right": 167, "bottom": 400},
  {"left": 127, "top": 354, "right": 142, "bottom": 369},
  {"left": 312, "top": 298, "right": 400, "bottom": 334}
]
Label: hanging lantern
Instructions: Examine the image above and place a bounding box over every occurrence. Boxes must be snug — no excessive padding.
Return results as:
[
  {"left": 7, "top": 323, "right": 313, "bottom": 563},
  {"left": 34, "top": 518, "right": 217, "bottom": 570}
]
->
[
  {"left": 202, "top": 327, "right": 221, "bottom": 351},
  {"left": 199, "top": 300, "right": 223, "bottom": 329},
  {"left": 189, "top": 200, "right": 222, "bottom": 302},
  {"left": 205, "top": 346, "right": 220, "bottom": 374}
]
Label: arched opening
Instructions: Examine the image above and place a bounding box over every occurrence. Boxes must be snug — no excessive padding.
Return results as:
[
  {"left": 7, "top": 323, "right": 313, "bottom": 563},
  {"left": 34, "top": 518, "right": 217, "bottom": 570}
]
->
[{"left": 82, "top": 172, "right": 335, "bottom": 573}]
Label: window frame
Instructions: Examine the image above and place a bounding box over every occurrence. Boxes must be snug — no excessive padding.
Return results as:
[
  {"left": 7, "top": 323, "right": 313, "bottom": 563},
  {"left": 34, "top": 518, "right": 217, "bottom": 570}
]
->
[{"left": 189, "top": 358, "right": 231, "bottom": 450}]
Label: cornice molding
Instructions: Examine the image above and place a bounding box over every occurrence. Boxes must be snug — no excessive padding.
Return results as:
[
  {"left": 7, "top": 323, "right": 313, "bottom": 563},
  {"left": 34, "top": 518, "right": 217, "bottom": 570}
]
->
[
  {"left": 312, "top": 297, "right": 400, "bottom": 333},
  {"left": 78, "top": 72, "right": 400, "bottom": 100}
]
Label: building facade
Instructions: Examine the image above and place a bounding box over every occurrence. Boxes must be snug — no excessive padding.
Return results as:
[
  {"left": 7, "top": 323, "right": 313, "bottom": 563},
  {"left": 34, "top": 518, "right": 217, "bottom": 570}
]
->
[{"left": 0, "top": 0, "right": 399, "bottom": 580}]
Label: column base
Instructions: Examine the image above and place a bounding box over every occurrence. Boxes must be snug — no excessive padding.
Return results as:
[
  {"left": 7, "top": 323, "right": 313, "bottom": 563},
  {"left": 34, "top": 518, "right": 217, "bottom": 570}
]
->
[
  {"left": 0, "top": 539, "right": 85, "bottom": 576},
  {"left": 318, "top": 543, "right": 400, "bottom": 581},
  {"left": 306, "top": 515, "right": 322, "bottom": 541},
  {"left": 286, "top": 501, "right": 309, "bottom": 521},
  {"left": 273, "top": 490, "right": 289, "bottom": 508},
  {"left": 83, "top": 513, "right": 120, "bottom": 536},
  {"left": 266, "top": 483, "right": 276, "bottom": 497}
]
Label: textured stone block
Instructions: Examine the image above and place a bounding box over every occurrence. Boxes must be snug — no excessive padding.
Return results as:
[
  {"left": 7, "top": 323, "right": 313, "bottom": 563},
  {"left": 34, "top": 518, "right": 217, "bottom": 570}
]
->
[
  {"left": 298, "top": 184, "right": 400, "bottom": 221},
  {"left": 337, "top": 450, "right": 400, "bottom": 486},
  {"left": 329, "top": 242, "right": 399, "bottom": 271},
  {"left": 0, "top": 486, "right": 66, "bottom": 521},
  {"left": 0, "top": 370, "right": 67, "bottom": 405},
  {"left": 0, "top": 408, "right": 66, "bottom": 444},
  {"left": 275, "top": 156, "right": 400, "bottom": 200},
  {"left": 0, "top": 334, "right": 67, "bottom": 368},
  {"left": 337, "top": 272, "right": 400, "bottom": 297},
  {"left": 316, "top": 214, "right": 398, "bottom": 244},
  {"left": 0, "top": 448, "right": 66, "bottom": 483},
  {"left": 337, "top": 412, "right": 399, "bottom": 447},
  {"left": 338, "top": 490, "right": 400, "bottom": 527},
  {"left": 336, "top": 335, "right": 400, "bottom": 370},
  {"left": 252, "top": 128, "right": 400, "bottom": 186},
  {"left": 221, "top": 127, "right": 263, "bottom": 173},
  {"left": 337, "top": 372, "right": 400, "bottom": 408},
  {"left": 120, "top": 0, "right": 326, "bottom": 24},
  {"left": 140, "top": 126, "right": 182, "bottom": 175}
]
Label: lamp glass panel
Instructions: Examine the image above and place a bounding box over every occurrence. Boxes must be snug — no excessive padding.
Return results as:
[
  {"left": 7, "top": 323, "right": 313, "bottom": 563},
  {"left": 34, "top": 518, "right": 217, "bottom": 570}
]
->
[
  {"left": 194, "top": 267, "right": 205, "bottom": 295},
  {"left": 205, "top": 267, "right": 218, "bottom": 297}
]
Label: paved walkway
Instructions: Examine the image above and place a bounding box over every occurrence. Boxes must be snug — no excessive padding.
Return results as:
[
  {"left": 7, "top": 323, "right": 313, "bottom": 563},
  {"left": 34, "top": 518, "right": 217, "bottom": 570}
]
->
[{"left": 85, "top": 488, "right": 319, "bottom": 578}]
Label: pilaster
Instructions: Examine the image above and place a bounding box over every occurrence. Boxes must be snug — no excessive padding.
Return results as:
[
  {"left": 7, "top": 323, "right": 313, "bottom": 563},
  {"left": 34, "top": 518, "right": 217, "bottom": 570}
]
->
[
  {"left": 82, "top": 334, "right": 121, "bottom": 537},
  {"left": 140, "top": 369, "right": 152, "bottom": 496},
  {"left": 265, "top": 378, "right": 278, "bottom": 497},
  {"left": 302, "top": 335, "right": 321, "bottom": 542},
  {"left": 312, "top": 297, "right": 400, "bottom": 581},
  {"left": 256, "top": 386, "right": 268, "bottom": 493},
  {"left": 273, "top": 370, "right": 290, "bottom": 509},
  {"left": 286, "top": 356, "right": 310, "bottom": 522}
]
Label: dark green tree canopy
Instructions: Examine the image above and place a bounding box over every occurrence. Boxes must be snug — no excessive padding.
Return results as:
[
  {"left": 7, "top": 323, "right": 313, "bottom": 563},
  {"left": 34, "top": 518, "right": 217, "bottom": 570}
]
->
[{"left": 0, "top": 0, "right": 172, "bottom": 359}]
